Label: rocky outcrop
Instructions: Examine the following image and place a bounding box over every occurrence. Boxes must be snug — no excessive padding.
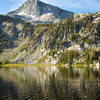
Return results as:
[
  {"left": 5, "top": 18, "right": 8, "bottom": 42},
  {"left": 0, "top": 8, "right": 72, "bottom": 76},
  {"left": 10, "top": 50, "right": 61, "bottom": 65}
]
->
[{"left": 0, "top": 11, "right": 100, "bottom": 65}]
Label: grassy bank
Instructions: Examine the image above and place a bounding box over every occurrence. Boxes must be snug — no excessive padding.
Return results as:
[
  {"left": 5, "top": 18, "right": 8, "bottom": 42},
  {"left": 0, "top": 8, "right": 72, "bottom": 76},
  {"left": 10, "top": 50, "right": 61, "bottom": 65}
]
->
[
  {"left": 0, "top": 59, "right": 92, "bottom": 68},
  {"left": 0, "top": 63, "right": 90, "bottom": 68},
  {"left": 72, "top": 62, "right": 89, "bottom": 68},
  {"left": 0, "top": 63, "right": 68, "bottom": 68},
  {"left": 0, "top": 63, "right": 57, "bottom": 68}
]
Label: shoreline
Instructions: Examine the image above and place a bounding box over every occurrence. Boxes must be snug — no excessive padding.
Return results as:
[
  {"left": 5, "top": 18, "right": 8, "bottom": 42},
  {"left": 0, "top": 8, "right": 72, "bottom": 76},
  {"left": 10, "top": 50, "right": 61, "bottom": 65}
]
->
[{"left": 0, "top": 63, "right": 99, "bottom": 69}]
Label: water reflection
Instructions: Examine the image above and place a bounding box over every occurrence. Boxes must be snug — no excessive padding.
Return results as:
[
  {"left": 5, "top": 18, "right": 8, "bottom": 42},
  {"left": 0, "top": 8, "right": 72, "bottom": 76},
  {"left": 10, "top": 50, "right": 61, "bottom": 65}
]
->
[{"left": 0, "top": 66, "right": 100, "bottom": 100}]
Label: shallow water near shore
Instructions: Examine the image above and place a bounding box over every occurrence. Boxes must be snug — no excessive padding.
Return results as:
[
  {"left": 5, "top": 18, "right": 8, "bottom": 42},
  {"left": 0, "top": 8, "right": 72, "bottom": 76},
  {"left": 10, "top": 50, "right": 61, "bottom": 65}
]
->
[{"left": 0, "top": 66, "right": 100, "bottom": 100}]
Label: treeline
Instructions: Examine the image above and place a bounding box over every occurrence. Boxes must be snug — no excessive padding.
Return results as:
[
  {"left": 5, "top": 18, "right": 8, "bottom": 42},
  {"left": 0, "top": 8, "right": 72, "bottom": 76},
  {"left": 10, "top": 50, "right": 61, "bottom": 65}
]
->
[
  {"left": 29, "top": 15, "right": 100, "bottom": 64},
  {"left": 0, "top": 29, "right": 13, "bottom": 50}
]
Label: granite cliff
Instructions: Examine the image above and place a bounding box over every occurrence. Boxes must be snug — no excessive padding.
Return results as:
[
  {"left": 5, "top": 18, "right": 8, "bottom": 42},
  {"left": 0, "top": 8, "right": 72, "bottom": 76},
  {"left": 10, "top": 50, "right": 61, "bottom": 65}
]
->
[{"left": 0, "top": 12, "right": 100, "bottom": 67}]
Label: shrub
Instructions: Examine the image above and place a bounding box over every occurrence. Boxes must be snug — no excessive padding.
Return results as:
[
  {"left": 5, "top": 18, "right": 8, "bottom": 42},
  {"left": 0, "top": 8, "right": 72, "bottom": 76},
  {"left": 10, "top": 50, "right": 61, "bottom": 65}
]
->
[{"left": 58, "top": 50, "right": 79, "bottom": 64}]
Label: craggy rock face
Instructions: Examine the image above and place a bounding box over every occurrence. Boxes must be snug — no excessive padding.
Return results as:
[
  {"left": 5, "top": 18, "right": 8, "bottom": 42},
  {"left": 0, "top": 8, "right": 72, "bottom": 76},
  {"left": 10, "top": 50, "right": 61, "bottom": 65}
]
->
[
  {"left": 1, "top": 7, "right": 100, "bottom": 65},
  {"left": 0, "top": 15, "right": 34, "bottom": 50},
  {"left": 8, "top": 0, "right": 74, "bottom": 22}
]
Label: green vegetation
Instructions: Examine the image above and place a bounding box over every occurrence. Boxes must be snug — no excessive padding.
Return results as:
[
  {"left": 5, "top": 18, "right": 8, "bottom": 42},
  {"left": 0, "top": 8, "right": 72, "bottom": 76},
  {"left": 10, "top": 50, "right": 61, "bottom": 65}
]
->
[
  {"left": 72, "top": 62, "right": 87, "bottom": 68},
  {"left": 1, "top": 64, "right": 26, "bottom": 68},
  {"left": 58, "top": 50, "right": 80, "bottom": 64},
  {"left": 0, "top": 29, "right": 13, "bottom": 49},
  {"left": 38, "top": 55, "right": 48, "bottom": 63},
  {"left": 85, "top": 48, "right": 100, "bottom": 63},
  {"left": 23, "top": 22, "right": 34, "bottom": 34},
  {"left": 0, "top": 63, "right": 58, "bottom": 68},
  {"left": 0, "top": 14, "right": 100, "bottom": 66}
]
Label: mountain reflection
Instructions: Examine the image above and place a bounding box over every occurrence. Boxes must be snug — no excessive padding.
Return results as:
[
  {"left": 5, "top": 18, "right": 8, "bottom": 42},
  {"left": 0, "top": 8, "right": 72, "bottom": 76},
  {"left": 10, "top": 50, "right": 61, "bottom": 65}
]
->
[{"left": 0, "top": 66, "right": 100, "bottom": 100}]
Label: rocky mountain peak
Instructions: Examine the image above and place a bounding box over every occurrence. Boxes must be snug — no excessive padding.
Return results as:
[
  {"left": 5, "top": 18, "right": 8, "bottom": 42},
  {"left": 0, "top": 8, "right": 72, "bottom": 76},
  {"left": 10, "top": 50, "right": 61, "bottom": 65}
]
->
[
  {"left": 8, "top": 0, "right": 74, "bottom": 22},
  {"left": 27, "top": 0, "right": 38, "bottom": 5}
]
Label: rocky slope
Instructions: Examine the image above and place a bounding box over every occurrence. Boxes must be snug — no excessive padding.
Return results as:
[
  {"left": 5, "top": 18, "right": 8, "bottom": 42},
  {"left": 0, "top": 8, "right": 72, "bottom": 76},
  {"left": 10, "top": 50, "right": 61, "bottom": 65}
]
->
[
  {"left": 0, "top": 15, "right": 35, "bottom": 61},
  {"left": 0, "top": 12, "right": 100, "bottom": 66},
  {"left": 8, "top": 0, "right": 74, "bottom": 22}
]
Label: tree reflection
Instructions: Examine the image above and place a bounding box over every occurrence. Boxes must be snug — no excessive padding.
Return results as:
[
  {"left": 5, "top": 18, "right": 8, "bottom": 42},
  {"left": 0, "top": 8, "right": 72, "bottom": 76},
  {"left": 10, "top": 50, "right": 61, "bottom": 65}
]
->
[{"left": 0, "top": 66, "right": 100, "bottom": 100}]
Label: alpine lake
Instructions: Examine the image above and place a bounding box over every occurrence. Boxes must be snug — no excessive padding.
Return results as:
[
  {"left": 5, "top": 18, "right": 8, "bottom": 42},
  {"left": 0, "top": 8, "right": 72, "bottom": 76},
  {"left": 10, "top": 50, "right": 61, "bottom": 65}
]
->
[{"left": 0, "top": 65, "right": 100, "bottom": 100}]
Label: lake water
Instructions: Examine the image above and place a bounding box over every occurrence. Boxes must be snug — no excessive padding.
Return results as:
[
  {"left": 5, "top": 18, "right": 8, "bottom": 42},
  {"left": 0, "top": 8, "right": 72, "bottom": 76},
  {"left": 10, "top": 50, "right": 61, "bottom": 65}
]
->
[{"left": 0, "top": 66, "right": 100, "bottom": 100}]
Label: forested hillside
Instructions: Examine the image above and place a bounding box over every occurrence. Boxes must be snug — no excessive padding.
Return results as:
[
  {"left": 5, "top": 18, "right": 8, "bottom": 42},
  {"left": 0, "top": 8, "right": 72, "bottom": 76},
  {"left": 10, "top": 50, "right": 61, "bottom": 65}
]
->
[{"left": 0, "top": 13, "right": 100, "bottom": 66}]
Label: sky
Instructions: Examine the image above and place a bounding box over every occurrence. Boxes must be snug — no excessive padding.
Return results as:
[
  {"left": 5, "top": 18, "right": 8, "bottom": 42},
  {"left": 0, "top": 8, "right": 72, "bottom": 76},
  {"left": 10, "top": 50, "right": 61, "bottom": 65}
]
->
[{"left": 0, "top": 0, "right": 100, "bottom": 14}]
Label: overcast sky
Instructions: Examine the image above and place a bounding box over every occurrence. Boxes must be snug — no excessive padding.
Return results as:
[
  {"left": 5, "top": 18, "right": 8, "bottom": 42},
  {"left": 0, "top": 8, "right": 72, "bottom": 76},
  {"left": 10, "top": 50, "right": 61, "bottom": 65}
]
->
[{"left": 0, "top": 0, "right": 100, "bottom": 14}]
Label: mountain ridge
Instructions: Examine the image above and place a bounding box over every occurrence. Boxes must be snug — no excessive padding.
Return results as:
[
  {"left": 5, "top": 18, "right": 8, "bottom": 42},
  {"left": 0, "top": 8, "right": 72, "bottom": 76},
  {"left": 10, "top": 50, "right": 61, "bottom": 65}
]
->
[
  {"left": 0, "top": 12, "right": 100, "bottom": 67},
  {"left": 8, "top": 0, "right": 74, "bottom": 22},
  {"left": 0, "top": 1, "right": 100, "bottom": 67}
]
